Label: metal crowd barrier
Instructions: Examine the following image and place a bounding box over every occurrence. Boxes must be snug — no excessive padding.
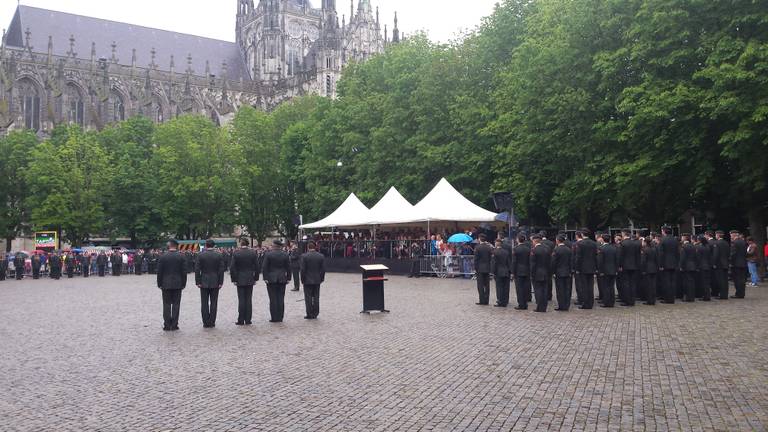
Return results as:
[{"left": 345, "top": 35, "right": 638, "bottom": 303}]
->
[{"left": 419, "top": 255, "right": 475, "bottom": 278}]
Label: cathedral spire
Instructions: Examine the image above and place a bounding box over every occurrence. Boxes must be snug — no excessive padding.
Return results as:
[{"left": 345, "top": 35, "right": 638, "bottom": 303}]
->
[
  {"left": 392, "top": 12, "right": 400, "bottom": 43},
  {"left": 47, "top": 36, "right": 53, "bottom": 66}
]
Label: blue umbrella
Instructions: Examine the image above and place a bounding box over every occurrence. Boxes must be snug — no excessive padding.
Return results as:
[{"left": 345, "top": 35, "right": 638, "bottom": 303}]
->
[{"left": 448, "top": 233, "right": 473, "bottom": 243}]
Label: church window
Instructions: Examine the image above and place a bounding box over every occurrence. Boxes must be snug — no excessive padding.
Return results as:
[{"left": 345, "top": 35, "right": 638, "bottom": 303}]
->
[
  {"left": 110, "top": 91, "right": 125, "bottom": 123},
  {"left": 16, "top": 79, "right": 41, "bottom": 131},
  {"left": 65, "top": 84, "right": 85, "bottom": 126}
]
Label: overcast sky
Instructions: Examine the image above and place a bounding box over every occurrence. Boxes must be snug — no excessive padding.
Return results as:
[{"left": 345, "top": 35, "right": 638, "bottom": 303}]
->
[{"left": 2, "top": 0, "right": 500, "bottom": 44}]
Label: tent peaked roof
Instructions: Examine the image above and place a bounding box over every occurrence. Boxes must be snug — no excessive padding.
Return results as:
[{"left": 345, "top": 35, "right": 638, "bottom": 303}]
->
[
  {"left": 300, "top": 193, "right": 370, "bottom": 229},
  {"left": 364, "top": 187, "right": 421, "bottom": 225},
  {"left": 413, "top": 178, "right": 499, "bottom": 223}
]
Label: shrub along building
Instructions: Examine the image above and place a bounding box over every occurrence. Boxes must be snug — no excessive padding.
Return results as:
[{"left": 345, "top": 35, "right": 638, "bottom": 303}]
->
[{"left": 0, "top": 0, "right": 400, "bottom": 134}]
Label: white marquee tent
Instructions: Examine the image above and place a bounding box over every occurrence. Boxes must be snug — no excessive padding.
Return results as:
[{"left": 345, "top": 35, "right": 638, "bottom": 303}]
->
[{"left": 300, "top": 179, "right": 500, "bottom": 230}]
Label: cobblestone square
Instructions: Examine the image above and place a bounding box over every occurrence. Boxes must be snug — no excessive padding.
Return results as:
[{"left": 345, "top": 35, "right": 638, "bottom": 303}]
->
[{"left": 0, "top": 274, "right": 766, "bottom": 431}]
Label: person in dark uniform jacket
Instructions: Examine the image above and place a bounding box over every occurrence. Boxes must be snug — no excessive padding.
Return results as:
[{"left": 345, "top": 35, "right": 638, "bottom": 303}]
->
[
  {"left": 157, "top": 240, "right": 187, "bottom": 331},
  {"left": 0, "top": 254, "right": 7, "bottom": 281},
  {"left": 695, "top": 235, "right": 712, "bottom": 301},
  {"left": 540, "top": 231, "right": 555, "bottom": 301},
  {"left": 13, "top": 253, "right": 25, "bottom": 280},
  {"left": 530, "top": 236, "right": 551, "bottom": 312},
  {"left": 640, "top": 237, "right": 659, "bottom": 305},
  {"left": 65, "top": 253, "right": 76, "bottom": 278},
  {"left": 31, "top": 253, "right": 42, "bottom": 279},
  {"left": 300, "top": 242, "right": 325, "bottom": 319},
  {"left": 679, "top": 234, "right": 698, "bottom": 302},
  {"left": 704, "top": 231, "right": 718, "bottom": 297},
  {"left": 96, "top": 252, "right": 107, "bottom": 277},
  {"left": 574, "top": 231, "right": 598, "bottom": 309},
  {"left": 288, "top": 242, "right": 302, "bottom": 292},
  {"left": 80, "top": 253, "right": 90, "bottom": 278},
  {"left": 473, "top": 234, "right": 493, "bottom": 306},
  {"left": 597, "top": 234, "right": 619, "bottom": 308},
  {"left": 730, "top": 231, "right": 747, "bottom": 299},
  {"left": 618, "top": 231, "right": 642, "bottom": 306},
  {"left": 110, "top": 252, "right": 122, "bottom": 276},
  {"left": 713, "top": 231, "right": 730, "bottom": 299},
  {"left": 551, "top": 235, "right": 573, "bottom": 311},
  {"left": 134, "top": 251, "right": 144, "bottom": 276},
  {"left": 659, "top": 228, "right": 679, "bottom": 303},
  {"left": 195, "top": 240, "right": 225, "bottom": 328},
  {"left": 491, "top": 239, "right": 512, "bottom": 307},
  {"left": 511, "top": 235, "right": 531, "bottom": 310},
  {"left": 49, "top": 253, "right": 62, "bottom": 280},
  {"left": 230, "top": 239, "right": 261, "bottom": 326},
  {"left": 262, "top": 239, "right": 292, "bottom": 323}
]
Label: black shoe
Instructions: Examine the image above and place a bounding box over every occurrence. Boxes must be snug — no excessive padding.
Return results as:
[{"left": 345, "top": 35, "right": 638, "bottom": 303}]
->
[
  {"left": 600, "top": 304, "right": 614, "bottom": 308},
  {"left": 245, "top": 322, "right": 252, "bottom": 325},
  {"left": 730, "top": 296, "right": 744, "bottom": 299},
  {"left": 623, "top": 304, "right": 635, "bottom": 307},
  {"left": 162, "top": 326, "right": 171, "bottom": 331},
  {"left": 578, "top": 306, "right": 592, "bottom": 309},
  {"left": 235, "top": 322, "right": 244, "bottom": 326},
  {"left": 493, "top": 304, "right": 507, "bottom": 308},
  {"left": 643, "top": 302, "right": 655, "bottom": 305},
  {"left": 554, "top": 308, "right": 568, "bottom": 312},
  {"left": 475, "top": 302, "right": 489, "bottom": 306},
  {"left": 171, "top": 326, "right": 179, "bottom": 331},
  {"left": 514, "top": 306, "right": 528, "bottom": 310},
  {"left": 291, "top": 289, "right": 300, "bottom": 292},
  {"left": 269, "top": 320, "right": 283, "bottom": 323},
  {"left": 534, "top": 310, "right": 546, "bottom": 313},
  {"left": 304, "top": 316, "right": 312, "bottom": 319}
]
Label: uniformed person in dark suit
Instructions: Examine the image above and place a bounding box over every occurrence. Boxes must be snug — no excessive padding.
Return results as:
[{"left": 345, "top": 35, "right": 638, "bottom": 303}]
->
[
  {"left": 157, "top": 240, "right": 187, "bottom": 331},
  {"left": 679, "top": 234, "right": 698, "bottom": 302},
  {"left": 640, "top": 237, "right": 659, "bottom": 305},
  {"left": 49, "top": 253, "right": 62, "bottom": 280},
  {"left": 574, "top": 231, "right": 598, "bottom": 309},
  {"left": 473, "top": 234, "right": 493, "bottom": 306},
  {"left": 512, "top": 235, "right": 531, "bottom": 310},
  {"left": 134, "top": 251, "right": 144, "bottom": 276},
  {"left": 195, "top": 240, "right": 225, "bottom": 328},
  {"left": 65, "top": 253, "right": 76, "bottom": 278},
  {"left": 597, "top": 234, "right": 619, "bottom": 307},
  {"left": 659, "top": 227, "right": 679, "bottom": 303},
  {"left": 80, "top": 253, "right": 90, "bottom": 278},
  {"left": 31, "top": 253, "right": 42, "bottom": 279},
  {"left": 289, "top": 242, "right": 302, "bottom": 292},
  {"left": 713, "top": 231, "right": 730, "bottom": 299},
  {"left": 695, "top": 235, "right": 712, "bottom": 301},
  {"left": 618, "top": 231, "right": 641, "bottom": 306},
  {"left": 13, "top": 253, "right": 25, "bottom": 280},
  {"left": 551, "top": 235, "right": 573, "bottom": 311},
  {"left": 540, "top": 231, "right": 555, "bottom": 301},
  {"left": 0, "top": 254, "right": 7, "bottom": 281},
  {"left": 230, "top": 239, "right": 261, "bottom": 326},
  {"left": 704, "top": 231, "right": 718, "bottom": 297},
  {"left": 300, "top": 242, "right": 325, "bottom": 319},
  {"left": 491, "top": 239, "right": 512, "bottom": 307},
  {"left": 111, "top": 252, "right": 122, "bottom": 276},
  {"left": 530, "top": 235, "right": 551, "bottom": 312},
  {"left": 262, "top": 239, "right": 292, "bottom": 323},
  {"left": 96, "top": 251, "right": 107, "bottom": 277},
  {"left": 729, "top": 231, "right": 747, "bottom": 299}
]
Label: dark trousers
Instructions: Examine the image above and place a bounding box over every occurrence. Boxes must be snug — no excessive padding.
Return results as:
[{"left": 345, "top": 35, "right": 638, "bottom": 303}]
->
[
  {"left": 304, "top": 284, "right": 321, "bottom": 318},
  {"left": 574, "top": 274, "right": 583, "bottom": 304},
  {"left": 515, "top": 276, "right": 530, "bottom": 308},
  {"left": 162, "top": 289, "right": 182, "bottom": 329},
  {"left": 236, "top": 286, "right": 254, "bottom": 324},
  {"left": 732, "top": 267, "right": 746, "bottom": 298},
  {"left": 534, "top": 280, "right": 548, "bottom": 312},
  {"left": 596, "top": 274, "right": 605, "bottom": 302},
  {"left": 661, "top": 270, "right": 676, "bottom": 303},
  {"left": 710, "top": 268, "right": 721, "bottom": 297},
  {"left": 476, "top": 273, "right": 490, "bottom": 305},
  {"left": 82, "top": 267, "right": 89, "bottom": 278},
  {"left": 547, "top": 278, "right": 553, "bottom": 301},
  {"left": 620, "top": 270, "right": 638, "bottom": 305},
  {"left": 644, "top": 273, "right": 657, "bottom": 305},
  {"left": 495, "top": 276, "right": 510, "bottom": 306},
  {"left": 577, "top": 274, "right": 594, "bottom": 309},
  {"left": 715, "top": 269, "right": 729, "bottom": 299},
  {"left": 98, "top": 265, "right": 105, "bottom": 277},
  {"left": 113, "top": 264, "right": 121, "bottom": 276},
  {"left": 555, "top": 276, "right": 572, "bottom": 310},
  {"left": 200, "top": 288, "right": 219, "bottom": 326},
  {"left": 698, "top": 270, "right": 711, "bottom": 301},
  {"left": 676, "top": 271, "right": 684, "bottom": 299},
  {"left": 683, "top": 272, "right": 697, "bottom": 301},
  {"left": 66, "top": 268, "right": 74, "bottom": 278},
  {"left": 15, "top": 269, "right": 23, "bottom": 280},
  {"left": 291, "top": 268, "right": 301, "bottom": 290},
  {"left": 50, "top": 267, "right": 60, "bottom": 279},
  {"left": 32, "top": 268, "right": 40, "bottom": 279},
  {"left": 409, "top": 260, "right": 420, "bottom": 277},
  {"left": 266, "top": 283, "right": 287, "bottom": 322},
  {"left": 600, "top": 275, "right": 616, "bottom": 307},
  {"left": 135, "top": 265, "right": 143, "bottom": 276}
]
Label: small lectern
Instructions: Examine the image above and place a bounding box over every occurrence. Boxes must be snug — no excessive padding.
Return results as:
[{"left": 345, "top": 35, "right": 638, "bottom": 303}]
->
[{"left": 360, "top": 264, "right": 390, "bottom": 314}]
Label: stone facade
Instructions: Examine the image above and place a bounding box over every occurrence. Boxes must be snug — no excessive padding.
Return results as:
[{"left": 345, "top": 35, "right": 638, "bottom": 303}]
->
[{"left": 0, "top": 1, "right": 399, "bottom": 134}]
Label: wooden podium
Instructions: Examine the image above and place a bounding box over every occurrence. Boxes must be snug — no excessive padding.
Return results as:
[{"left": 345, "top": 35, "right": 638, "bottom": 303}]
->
[{"left": 360, "top": 264, "right": 390, "bottom": 314}]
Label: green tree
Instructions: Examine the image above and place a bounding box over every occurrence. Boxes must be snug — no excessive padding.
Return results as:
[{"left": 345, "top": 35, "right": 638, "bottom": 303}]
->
[
  {"left": 0, "top": 130, "right": 38, "bottom": 251},
  {"left": 26, "top": 126, "right": 113, "bottom": 247}
]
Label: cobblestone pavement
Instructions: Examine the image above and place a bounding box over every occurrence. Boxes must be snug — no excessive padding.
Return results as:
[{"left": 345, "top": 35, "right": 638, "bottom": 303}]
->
[{"left": 0, "top": 273, "right": 766, "bottom": 431}]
